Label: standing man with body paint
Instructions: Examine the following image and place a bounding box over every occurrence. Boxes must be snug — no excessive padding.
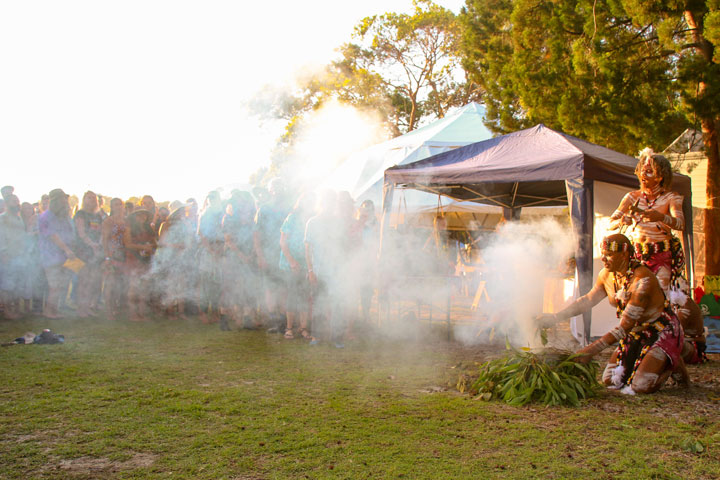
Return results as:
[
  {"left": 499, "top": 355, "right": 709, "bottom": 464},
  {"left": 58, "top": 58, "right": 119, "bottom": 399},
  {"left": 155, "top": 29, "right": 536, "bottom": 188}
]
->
[
  {"left": 537, "top": 234, "right": 689, "bottom": 394},
  {"left": 608, "top": 148, "right": 706, "bottom": 363}
]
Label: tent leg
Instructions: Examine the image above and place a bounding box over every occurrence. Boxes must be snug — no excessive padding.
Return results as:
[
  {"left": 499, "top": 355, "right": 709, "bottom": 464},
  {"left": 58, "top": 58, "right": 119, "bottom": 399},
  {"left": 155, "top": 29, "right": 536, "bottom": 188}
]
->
[{"left": 582, "top": 312, "right": 591, "bottom": 345}]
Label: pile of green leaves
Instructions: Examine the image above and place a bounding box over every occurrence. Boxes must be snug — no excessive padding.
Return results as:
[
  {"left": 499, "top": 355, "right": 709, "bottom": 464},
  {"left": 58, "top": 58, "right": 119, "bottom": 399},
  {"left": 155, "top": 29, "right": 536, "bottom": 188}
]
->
[{"left": 462, "top": 345, "right": 601, "bottom": 407}]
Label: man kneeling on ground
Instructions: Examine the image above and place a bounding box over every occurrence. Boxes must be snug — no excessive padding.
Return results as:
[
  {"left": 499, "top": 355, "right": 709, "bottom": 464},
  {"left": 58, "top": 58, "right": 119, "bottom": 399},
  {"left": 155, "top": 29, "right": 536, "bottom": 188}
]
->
[{"left": 537, "top": 233, "right": 689, "bottom": 394}]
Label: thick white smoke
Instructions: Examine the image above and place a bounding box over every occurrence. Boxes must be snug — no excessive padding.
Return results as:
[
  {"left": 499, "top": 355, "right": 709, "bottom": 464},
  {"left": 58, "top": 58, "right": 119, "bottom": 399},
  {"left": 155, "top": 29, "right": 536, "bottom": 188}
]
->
[{"left": 454, "top": 217, "right": 576, "bottom": 347}]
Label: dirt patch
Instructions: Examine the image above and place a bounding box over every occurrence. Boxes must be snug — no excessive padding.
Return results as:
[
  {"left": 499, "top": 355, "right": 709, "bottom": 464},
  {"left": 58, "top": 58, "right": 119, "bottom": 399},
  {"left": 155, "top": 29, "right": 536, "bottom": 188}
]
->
[{"left": 55, "top": 452, "right": 156, "bottom": 474}]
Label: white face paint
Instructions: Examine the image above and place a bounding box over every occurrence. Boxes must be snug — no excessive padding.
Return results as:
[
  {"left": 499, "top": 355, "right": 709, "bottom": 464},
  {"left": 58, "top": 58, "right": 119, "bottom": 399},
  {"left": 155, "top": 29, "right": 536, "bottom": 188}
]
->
[{"left": 624, "top": 304, "right": 645, "bottom": 321}]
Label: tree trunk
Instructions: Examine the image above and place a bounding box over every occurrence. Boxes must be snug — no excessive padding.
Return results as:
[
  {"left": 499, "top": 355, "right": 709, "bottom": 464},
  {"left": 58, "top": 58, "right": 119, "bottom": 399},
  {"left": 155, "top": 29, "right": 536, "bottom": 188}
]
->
[
  {"left": 703, "top": 117, "right": 720, "bottom": 275},
  {"left": 684, "top": 9, "right": 719, "bottom": 275}
]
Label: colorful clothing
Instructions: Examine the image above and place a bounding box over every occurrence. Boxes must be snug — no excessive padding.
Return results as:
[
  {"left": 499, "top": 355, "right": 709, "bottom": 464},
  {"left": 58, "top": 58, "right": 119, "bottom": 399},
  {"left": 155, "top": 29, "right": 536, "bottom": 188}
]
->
[
  {"left": 613, "top": 309, "right": 684, "bottom": 387},
  {"left": 633, "top": 235, "right": 687, "bottom": 298},
  {"left": 38, "top": 210, "right": 75, "bottom": 268}
]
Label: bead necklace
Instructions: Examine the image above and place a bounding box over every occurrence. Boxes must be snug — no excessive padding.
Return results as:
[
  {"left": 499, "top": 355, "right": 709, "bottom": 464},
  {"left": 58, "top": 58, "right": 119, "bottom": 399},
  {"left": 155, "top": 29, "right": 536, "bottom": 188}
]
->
[
  {"left": 641, "top": 185, "right": 664, "bottom": 210},
  {"left": 613, "top": 259, "right": 641, "bottom": 318}
]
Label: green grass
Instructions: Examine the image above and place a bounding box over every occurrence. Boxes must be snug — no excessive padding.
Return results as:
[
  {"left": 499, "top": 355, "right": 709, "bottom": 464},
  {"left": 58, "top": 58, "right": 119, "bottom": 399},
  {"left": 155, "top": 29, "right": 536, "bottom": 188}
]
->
[{"left": 1, "top": 315, "right": 719, "bottom": 479}]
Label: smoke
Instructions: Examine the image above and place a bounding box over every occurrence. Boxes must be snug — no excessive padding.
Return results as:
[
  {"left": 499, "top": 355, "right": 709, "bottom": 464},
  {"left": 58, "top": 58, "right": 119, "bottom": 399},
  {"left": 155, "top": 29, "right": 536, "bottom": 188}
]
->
[
  {"left": 453, "top": 217, "right": 576, "bottom": 348},
  {"left": 277, "top": 99, "right": 388, "bottom": 190}
]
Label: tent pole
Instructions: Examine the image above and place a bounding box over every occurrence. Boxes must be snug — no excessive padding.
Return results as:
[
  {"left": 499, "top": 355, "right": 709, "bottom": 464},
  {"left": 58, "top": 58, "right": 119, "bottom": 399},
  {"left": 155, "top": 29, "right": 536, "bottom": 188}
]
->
[{"left": 566, "top": 178, "right": 594, "bottom": 345}]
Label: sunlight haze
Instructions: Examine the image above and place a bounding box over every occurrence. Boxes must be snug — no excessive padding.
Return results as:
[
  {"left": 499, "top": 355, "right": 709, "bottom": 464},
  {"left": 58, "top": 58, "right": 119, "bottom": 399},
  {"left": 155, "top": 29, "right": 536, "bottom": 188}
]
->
[{"left": 0, "top": 0, "right": 466, "bottom": 204}]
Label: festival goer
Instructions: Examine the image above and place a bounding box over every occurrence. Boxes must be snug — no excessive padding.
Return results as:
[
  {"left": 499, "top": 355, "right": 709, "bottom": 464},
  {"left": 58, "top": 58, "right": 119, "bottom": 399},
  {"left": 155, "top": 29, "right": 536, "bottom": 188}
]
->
[
  {"left": 157, "top": 206, "right": 170, "bottom": 227},
  {"left": 608, "top": 148, "right": 706, "bottom": 363},
  {"left": 101, "top": 198, "right": 127, "bottom": 320},
  {"left": 124, "top": 201, "right": 135, "bottom": 215},
  {"left": 73, "top": 191, "right": 104, "bottom": 317},
  {"left": 20, "top": 201, "right": 45, "bottom": 314},
  {"left": 537, "top": 233, "right": 689, "bottom": 394},
  {"left": 97, "top": 195, "right": 108, "bottom": 221},
  {"left": 183, "top": 198, "right": 200, "bottom": 316},
  {"left": 124, "top": 209, "right": 156, "bottom": 321},
  {"left": 279, "top": 191, "right": 315, "bottom": 339},
  {"left": 38, "top": 189, "right": 76, "bottom": 318},
  {"left": 1, "top": 186, "right": 14, "bottom": 202},
  {"left": 39, "top": 194, "right": 49, "bottom": 214},
  {"left": 219, "top": 190, "right": 257, "bottom": 331},
  {"left": 305, "top": 190, "right": 347, "bottom": 347},
  {"left": 197, "top": 191, "right": 225, "bottom": 324},
  {"left": 254, "top": 178, "right": 291, "bottom": 332},
  {"left": 141, "top": 195, "right": 160, "bottom": 234},
  {"left": 0, "top": 194, "right": 27, "bottom": 319},
  {"left": 154, "top": 203, "right": 193, "bottom": 320}
]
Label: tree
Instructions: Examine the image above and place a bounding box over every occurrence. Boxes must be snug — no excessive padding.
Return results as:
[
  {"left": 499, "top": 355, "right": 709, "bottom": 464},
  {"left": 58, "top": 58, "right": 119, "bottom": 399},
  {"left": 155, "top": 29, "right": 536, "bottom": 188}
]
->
[
  {"left": 249, "top": 1, "right": 479, "bottom": 186},
  {"left": 461, "top": 0, "right": 720, "bottom": 274}
]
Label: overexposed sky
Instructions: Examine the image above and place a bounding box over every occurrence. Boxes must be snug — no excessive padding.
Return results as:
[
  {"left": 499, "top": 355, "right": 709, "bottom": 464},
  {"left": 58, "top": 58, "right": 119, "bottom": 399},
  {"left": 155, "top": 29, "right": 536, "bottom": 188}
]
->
[{"left": 0, "top": 0, "right": 466, "bottom": 204}]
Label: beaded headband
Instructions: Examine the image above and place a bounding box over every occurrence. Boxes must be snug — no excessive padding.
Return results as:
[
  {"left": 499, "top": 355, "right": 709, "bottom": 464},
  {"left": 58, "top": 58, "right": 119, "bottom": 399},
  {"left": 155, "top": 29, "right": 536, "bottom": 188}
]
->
[{"left": 601, "top": 238, "right": 631, "bottom": 252}]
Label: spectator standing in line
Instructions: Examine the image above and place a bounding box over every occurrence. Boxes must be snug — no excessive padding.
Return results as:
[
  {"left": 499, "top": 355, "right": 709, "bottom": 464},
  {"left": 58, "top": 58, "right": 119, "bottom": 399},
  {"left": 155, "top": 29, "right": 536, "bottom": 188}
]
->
[
  {"left": 0, "top": 194, "right": 27, "bottom": 319},
  {"left": 154, "top": 202, "right": 193, "bottom": 320},
  {"left": 253, "top": 178, "right": 292, "bottom": 332},
  {"left": 124, "top": 209, "right": 156, "bottom": 322},
  {"left": 305, "top": 190, "right": 347, "bottom": 347},
  {"left": 38, "top": 189, "right": 76, "bottom": 319},
  {"left": 219, "top": 190, "right": 257, "bottom": 330},
  {"left": 279, "top": 191, "right": 315, "bottom": 339},
  {"left": 101, "top": 198, "right": 127, "bottom": 320},
  {"left": 197, "top": 191, "right": 225, "bottom": 324},
  {"left": 21, "top": 201, "right": 45, "bottom": 314},
  {"left": 183, "top": 198, "right": 200, "bottom": 316},
  {"left": 74, "top": 191, "right": 104, "bottom": 317}
]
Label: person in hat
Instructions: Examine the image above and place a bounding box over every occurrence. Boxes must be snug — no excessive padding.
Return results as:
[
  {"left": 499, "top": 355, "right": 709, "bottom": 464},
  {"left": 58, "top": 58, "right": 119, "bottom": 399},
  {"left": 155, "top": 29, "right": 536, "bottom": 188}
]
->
[
  {"left": 537, "top": 233, "right": 689, "bottom": 394},
  {"left": 38, "top": 189, "right": 76, "bottom": 318}
]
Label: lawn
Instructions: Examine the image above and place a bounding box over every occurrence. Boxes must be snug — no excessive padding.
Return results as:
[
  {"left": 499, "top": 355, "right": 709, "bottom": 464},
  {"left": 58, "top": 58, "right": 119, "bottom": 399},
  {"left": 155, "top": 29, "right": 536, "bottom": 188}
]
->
[{"left": 1, "top": 315, "right": 718, "bottom": 479}]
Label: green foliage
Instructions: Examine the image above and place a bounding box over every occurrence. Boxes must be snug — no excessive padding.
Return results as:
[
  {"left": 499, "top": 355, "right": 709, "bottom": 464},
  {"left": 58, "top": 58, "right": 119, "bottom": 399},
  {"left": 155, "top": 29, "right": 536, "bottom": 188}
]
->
[
  {"left": 465, "top": 345, "right": 601, "bottom": 407},
  {"left": 251, "top": 1, "right": 480, "bottom": 186},
  {"left": 460, "top": 0, "right": 720, "bottom": 155},
  {"left": 681, "top": 437, "right": 706, "bottom": 454}
]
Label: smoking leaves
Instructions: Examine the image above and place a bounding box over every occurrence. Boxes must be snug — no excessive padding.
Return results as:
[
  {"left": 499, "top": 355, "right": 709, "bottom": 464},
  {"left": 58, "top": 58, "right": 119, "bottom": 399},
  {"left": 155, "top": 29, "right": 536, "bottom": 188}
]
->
[{"left": 464, "top": 346, "right": 601, "bottom": 407}]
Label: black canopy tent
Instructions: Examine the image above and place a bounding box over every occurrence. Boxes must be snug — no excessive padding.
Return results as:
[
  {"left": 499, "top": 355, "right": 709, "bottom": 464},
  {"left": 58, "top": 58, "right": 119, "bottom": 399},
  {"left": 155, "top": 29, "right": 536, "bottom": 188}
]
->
[{"left": 381, "top": 124, "right": 694, "bottom": 343}]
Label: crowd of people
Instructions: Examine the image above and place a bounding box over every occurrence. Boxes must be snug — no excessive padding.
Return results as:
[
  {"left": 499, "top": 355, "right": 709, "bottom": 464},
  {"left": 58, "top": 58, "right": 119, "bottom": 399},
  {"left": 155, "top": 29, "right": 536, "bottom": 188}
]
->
[
  {"left": 0, "top": 181, "right": 380, "bottom": 347},
  {"left": 0, "top": 148, "right": 711, "bottom": 387}
]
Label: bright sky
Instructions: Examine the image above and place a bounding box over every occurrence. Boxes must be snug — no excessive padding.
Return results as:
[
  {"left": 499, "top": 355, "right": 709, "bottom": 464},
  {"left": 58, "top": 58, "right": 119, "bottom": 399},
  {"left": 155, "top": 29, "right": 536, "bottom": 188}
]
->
[{"left": 0, "top": 0, "right": 466, "bottom": 204}]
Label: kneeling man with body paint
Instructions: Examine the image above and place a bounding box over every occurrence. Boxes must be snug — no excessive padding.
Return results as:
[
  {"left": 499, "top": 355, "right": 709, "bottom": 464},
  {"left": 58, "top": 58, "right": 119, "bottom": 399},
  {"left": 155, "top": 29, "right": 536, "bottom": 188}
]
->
[{"left": 538, "top": 233, "right": 689, "bottom": 394}]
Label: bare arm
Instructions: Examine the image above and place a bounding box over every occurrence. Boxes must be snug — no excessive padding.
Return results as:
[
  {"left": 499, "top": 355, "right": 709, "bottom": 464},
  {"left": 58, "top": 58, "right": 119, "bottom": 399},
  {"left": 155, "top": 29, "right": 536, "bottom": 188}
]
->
[
  {"left": 536, "top": 271, "right": 609, "bottom": 327},
  {"left": 608, "top": 194, "right": 635, "bottom": 231},
  {"left": 280, "top": 232, "right": 299, "bottom": 273},
  {"left": 50, "top": 234, "right": 76, "bottom": 259},
  {"left": 576, "top": 271, "right": 653, "bottom": 361},
  {"left": 305, "top": 241, "right": 316, "bottom": 285}
]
